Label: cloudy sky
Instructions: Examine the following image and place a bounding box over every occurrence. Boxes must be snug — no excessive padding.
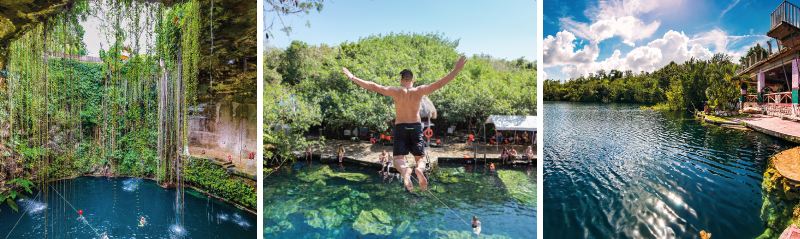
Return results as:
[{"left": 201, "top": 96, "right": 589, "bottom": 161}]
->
[
  {"left": 543, "top": 0, "right": 776, "bottom": 80},
  {"left": 266, "top": 0, "right": 536, "bottom": 61}
]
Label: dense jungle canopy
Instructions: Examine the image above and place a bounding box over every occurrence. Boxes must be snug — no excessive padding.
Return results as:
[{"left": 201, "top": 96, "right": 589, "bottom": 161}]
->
[
  {"left": 543, "top": 51, "right": 761, "bottom": 110},
  {"left": 264, "top": 32, "right": 536, "bottom": 165}
]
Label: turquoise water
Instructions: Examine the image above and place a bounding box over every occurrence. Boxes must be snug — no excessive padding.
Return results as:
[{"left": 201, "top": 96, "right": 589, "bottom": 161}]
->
[
  {"left": 544, "top": 102, "right": 796, "bottom": 238},
  {"left": 0, "top": 177, "right": 256, "bottom": 238},
  {"left": 263, "top": 161, "right": 536, "bottom": 238}
]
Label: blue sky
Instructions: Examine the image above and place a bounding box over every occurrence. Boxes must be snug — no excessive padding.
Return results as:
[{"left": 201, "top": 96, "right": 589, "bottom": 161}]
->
[
  {"left": 543, "top": 0, "right": 777, "bottom": 80},
  {"left": 265, "top": 0, "right": 536, "bottom": 61}
]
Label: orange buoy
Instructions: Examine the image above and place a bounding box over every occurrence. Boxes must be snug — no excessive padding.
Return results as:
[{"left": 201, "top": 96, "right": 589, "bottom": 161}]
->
[{"left": 424, "top": 129, "right": 433, "bottom": 138}]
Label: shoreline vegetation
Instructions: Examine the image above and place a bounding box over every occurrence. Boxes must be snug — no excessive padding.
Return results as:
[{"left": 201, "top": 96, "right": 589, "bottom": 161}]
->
[
  {"left": 265, "top": 32, "right": 536, "bottom": 168},
  {"left": 544, "top": 45, "right": 769, "bottom": 111}
]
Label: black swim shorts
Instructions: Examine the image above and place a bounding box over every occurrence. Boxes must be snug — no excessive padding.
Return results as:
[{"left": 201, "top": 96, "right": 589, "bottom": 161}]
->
[{"left": 394, "top": 123, "right": 425, "bottom": 157}]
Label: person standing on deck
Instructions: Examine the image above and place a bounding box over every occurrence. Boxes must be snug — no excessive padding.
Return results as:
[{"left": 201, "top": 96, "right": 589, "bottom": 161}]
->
[{"left": 342, "top": 55, "right": 467, "bottom": 192}]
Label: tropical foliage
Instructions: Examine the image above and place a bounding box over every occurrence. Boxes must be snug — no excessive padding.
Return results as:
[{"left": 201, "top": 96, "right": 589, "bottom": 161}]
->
[
  {"left": 265, "top": 32, "right": 535, "bottom": 164},
  {"left": 544, "top": 53, "right": 745, "bottom": 110},
  {"left": 0, "top": 0, "right": 254, "bottom": 211}
]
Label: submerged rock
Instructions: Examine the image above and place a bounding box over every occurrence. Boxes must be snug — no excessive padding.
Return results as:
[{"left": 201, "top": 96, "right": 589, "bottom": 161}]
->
[
  {"left": 396, "top": 220, "right": 418, "bottom": 234},
  {"left": 264, "top": 220, "right": 294, "bottom": 234},
  {"left": 329, "top": 172, "right": 370, "bottom": 182},
  {"left": 760, "top": 164, "right": 800, "bottom": 237},
  {"left": 428, "top": 228, "right": 512, "bottom": 239},
  {"left": 313, "top": 180, "right": 326, "bottom": 187},
  {"left": 265, "top": 198, "right": 305, "bottom": 221},
  {"left": 297, "top": 165, "right": 370, "bottom": 182},
  {"left": 319, "top": 208, "right": 343, "bottom": 229},
  {"left": 297, "top": 165, "right": 334, "bottom": 182},
  {"left": 304, "top": 210, "right": 324, "bottom": 229},
  {"left": 498, "top": 170, "right": 536, "bottom": 206},
  {"left": 352, "top": 209, "right": 393, "bottom": 235},
  {"left": 332, "top": 197, "right": 351, "bottom": 207}
]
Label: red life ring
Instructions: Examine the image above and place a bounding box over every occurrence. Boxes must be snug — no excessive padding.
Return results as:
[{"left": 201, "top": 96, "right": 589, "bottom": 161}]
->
[{"left": 424, "top": 129, "right": 433, "bottom": 138}]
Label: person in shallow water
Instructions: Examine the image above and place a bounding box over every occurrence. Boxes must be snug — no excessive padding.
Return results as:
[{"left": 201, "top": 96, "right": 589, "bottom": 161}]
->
[
  {"left": 337, "top": 144, "right": 345, "bottom": 163},
  {"left": 343, "top": 55, "right": 467, "bottom": 192},
  {"left": 472, "top": 216, "right": 481, "bottom": 235}
]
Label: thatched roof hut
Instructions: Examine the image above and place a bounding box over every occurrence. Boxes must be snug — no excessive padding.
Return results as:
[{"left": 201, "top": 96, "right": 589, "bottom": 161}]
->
[{"left": 419, "top": 95, "right": 437, "bottom": 119}]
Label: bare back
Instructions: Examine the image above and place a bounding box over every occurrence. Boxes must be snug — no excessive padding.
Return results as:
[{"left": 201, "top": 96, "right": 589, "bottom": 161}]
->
[{"left": 387, "top": 86, "right": 425, "bottom": 124}]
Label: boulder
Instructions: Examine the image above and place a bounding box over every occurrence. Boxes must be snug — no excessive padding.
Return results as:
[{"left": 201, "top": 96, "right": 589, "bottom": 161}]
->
[
  {"left": 352, "top": 209, "right": 393, "bottom": 235},
  {"left": 498, "top": 170, "right": 536, "bottom": 206}
]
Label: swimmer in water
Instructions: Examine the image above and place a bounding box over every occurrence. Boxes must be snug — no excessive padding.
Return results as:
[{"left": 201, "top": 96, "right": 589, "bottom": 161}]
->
[
  {"left": 472, "top": 216, "right": 481, "bottom": 235},
  {"left": 103, "top": 231, "right": 109, "bottom": 239},
  {"left": 139, "top": 217, "right": 146, "bottom": 226}
]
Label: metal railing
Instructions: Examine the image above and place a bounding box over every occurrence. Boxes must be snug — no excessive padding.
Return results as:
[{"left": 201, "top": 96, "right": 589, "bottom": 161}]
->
[{"left": 772, "top": 1, "right": 800, "bottom": 29}]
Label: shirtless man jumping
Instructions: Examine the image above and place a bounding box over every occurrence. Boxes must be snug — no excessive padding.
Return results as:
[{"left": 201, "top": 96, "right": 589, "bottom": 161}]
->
[{"left": 342, "top": 55, "right": 467, "bottom": 192}]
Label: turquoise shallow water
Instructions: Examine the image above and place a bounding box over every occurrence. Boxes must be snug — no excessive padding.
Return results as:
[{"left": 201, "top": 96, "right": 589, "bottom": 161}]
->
[
  {"left": 0, "top": 177, "right": 256, "bottom": 238},
  {"left": 544, "top": 102, "right": 796, "bottom": 238},
  {"left": 263, "top": 161, "right": 536, "bottom": 238}
]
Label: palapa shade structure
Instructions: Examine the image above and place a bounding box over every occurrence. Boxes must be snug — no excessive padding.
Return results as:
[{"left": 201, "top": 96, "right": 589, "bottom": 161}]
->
[{"left": 419, "top": 95, "right": 437, "bottom": 119}]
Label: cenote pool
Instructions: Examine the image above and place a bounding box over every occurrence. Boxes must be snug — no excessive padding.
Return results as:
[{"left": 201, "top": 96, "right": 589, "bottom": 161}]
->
[
  {"left": 544, "top": 102, "right": 797, "bottom": 238},
  {"left": 0, "top": 177, "right": 255, "bottom": 238},
  {"left": 263, "top": 161, "right": 536, "bottom": 238}
]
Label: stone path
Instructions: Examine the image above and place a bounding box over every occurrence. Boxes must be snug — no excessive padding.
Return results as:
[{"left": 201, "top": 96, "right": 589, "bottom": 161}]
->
[
  {"left": 741, "top": 115, "right": 800, "bottom": 143},
  {"left": 294, "top": 139, "right": 537, "bottom": 173}
]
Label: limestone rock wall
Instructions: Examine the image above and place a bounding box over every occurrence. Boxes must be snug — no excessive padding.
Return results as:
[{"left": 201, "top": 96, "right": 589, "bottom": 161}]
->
[{"left": 188, "top": 98, "right": 256, "bottom": 165}]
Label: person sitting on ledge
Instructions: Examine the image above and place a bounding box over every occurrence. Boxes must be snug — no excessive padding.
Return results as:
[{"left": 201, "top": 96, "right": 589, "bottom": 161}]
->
[
  {"left": 526, "top": 146, "right": 533, "bottom": 160},
  {"left": 501, "top": 147, "right": 509, "bottom": 164},
  {"left": 509, "top": 148, "right": 518, "bottom": 160},
  {"left": 379, "top": 150, "right": 392, "bottom": 172},
  {"left": 305, "top": 145, "right": 314, "bottom": 162}
]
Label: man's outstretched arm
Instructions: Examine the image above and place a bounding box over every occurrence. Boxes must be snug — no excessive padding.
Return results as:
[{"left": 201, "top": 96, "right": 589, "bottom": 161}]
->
[
  {"left": 418, "top": 55, "right": 467, "bottom": 95},
  {"left": 342, "top": 67, "right": 393, "bottom": 96}
]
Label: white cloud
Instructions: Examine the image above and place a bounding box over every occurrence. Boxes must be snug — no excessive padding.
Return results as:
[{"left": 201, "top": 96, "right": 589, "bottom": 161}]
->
[
  {"left": 544, "top": 0, "right": 766, "bottom": 80},
  {"left": 548, "top": 30, "right": 723, "bottom": 78},
  {"left": 542, "top": 31, "right": 599, "bottom": 67},
  {"left": 560, "top": 15, "right": 660, "bottom": 46}
]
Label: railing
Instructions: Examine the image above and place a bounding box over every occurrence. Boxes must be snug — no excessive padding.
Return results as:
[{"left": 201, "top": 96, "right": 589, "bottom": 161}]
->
[
  {"left": 762, "top": 103, "right": 800, "bottom": 120},
  {"left": 772, "top": 1, "right": 800, "bottom": 30},
  {"left": 766, "top": 92, "right": 794, "bottom": 103},
  {"left": 746, "top": 95, "right": 758, "bottom": 103}
]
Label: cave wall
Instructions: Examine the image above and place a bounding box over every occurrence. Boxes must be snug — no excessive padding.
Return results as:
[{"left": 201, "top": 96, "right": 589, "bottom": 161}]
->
[{"left": 189, "top": 97, "right": 257, "bottom": 162}]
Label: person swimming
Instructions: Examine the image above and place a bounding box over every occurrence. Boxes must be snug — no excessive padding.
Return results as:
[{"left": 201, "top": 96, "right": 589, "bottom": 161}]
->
[
  {"left": 139, "top": 217, "right": 146, "bottom": 227},
  {"left": 472, "top": 216, "right": 482, "bottom": 235},
  {"left": 102, "top": 231, "right": 109, "bottom": 239}
]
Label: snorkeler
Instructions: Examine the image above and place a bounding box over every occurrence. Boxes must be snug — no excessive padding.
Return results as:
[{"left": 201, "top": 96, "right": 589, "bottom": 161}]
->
[
  {"left": 472, "top": 216, "right": 482, "bottom": 235},
  {"left": 139, "top": 217, "right": 146, "bottom": 227}
]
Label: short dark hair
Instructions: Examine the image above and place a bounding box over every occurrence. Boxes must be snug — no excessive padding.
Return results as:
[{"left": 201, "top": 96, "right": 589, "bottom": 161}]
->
[{"left": 400, "top": 69, "right": 413, "bottom": 81}]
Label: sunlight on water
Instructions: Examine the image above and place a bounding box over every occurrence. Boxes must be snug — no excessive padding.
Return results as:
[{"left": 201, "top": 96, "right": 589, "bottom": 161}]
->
[
  {"left": 122, "top": 178, "right": 142, "bottom": 192},
  {"left": 544, "top": 102, "right": 793, "bottom": 238},
  {"left": 18, "top": 199, "right": 47, "bottom": 214}
]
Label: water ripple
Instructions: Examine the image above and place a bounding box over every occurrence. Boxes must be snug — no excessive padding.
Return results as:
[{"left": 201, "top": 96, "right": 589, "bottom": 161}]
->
[{"left": 544, "top": 102, "right": 793, "bottom": 239}]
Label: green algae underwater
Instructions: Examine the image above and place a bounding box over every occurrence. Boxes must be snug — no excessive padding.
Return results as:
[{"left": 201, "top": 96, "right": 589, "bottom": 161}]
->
[{"left": 263, "top": 162, "right": 536, "bottom": 238}]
